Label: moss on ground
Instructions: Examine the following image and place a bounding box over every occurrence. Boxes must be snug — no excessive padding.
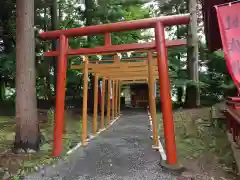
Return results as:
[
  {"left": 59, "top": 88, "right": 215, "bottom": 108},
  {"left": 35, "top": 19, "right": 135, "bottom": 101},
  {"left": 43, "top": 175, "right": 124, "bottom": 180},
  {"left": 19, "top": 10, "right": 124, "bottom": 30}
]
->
[{"left": 157, "top": 107, "right": 239, "bottom": 180}]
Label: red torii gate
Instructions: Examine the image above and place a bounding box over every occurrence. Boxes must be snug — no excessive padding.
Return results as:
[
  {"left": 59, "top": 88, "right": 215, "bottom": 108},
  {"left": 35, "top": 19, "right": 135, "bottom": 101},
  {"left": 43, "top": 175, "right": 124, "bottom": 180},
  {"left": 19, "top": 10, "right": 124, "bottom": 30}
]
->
[{"left": 40, "top": 14, "right": 190, "bottom": 166}]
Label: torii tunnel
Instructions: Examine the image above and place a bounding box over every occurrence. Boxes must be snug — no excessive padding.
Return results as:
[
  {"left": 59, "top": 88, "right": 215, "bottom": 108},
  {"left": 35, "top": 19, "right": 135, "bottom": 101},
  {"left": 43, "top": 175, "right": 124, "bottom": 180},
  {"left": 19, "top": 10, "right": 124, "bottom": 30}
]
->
[{"left": 40, "top": 13, "right": 190, "bottom": 166}]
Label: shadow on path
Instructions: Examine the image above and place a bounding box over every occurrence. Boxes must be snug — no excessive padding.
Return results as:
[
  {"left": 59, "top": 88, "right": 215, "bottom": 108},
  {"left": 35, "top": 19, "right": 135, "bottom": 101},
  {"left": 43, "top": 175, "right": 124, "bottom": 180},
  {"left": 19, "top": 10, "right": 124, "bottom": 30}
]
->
[{"left": 25, "top": 109, "right": 177, "bottom": 180}]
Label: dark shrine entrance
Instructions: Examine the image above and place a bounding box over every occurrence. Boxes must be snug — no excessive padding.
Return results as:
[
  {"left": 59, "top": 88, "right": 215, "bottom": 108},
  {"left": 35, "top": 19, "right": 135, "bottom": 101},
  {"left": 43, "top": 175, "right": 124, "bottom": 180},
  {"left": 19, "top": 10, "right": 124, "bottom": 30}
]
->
[{"left": 130, "top": 84, "right": 149, "bottom": 108}]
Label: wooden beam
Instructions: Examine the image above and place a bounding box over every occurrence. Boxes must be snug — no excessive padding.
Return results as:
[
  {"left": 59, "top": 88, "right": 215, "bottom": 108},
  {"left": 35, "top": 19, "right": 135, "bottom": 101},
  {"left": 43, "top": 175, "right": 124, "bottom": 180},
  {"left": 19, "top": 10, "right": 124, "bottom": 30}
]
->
[
  {"left": 45, "top": 39, "right": 186, "bottom": 57},
  {"left": 98, "top": 71, "right": 159, "bottom": 77},
  {"left": 89, "top": 59, "right": 114, "bottom": 63},
  {"left": 71, "top": 61, "right": 158, "bottom": 70},
  {"left": 121, "top": 80, "right": 148, "bottom": 84},
  {"left": 88, "top": 56, "right": 149, "bottom": 63},
  {"left": 100, "top": 78, "right": 106, "bottom": 129},
  {"left": 110, "top": 77, "right": 159, "bottom": 80},
  {"left": 112, "top": 80, "right": 115, "bottom": 120},
  {"left": 88, "top": 66, "right": 158, "bottom": 72},
  {"left": 91, "top": 67, "right": 158, "bottom": 74},
  {"left": 118, "top": 81, "right": 121, "bottom": 116},
  {"left": 107, "top": 79, "right": 111, "bottom": 125},
  {"left": 115, "top": 80, "right": 118, "bottom": 118},
  {"left": 72, "top": 62, "right": 146, "bottom": 69},
  {"left": 82, "top": 57, "right": 88, "bottom": 146},
  {"left": 93, "top": 73, "right": 98, "bottom": 135},
  {"left": 147, "top": 51, "right": 159, "bottom": 147}
]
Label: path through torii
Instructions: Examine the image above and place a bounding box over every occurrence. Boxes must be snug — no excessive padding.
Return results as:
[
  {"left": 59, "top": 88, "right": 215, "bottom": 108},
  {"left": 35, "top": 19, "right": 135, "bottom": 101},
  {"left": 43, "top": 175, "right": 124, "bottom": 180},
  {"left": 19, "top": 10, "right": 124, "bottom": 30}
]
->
[{"left": 40, "top": 14, "right": 190, "bottom": 167}]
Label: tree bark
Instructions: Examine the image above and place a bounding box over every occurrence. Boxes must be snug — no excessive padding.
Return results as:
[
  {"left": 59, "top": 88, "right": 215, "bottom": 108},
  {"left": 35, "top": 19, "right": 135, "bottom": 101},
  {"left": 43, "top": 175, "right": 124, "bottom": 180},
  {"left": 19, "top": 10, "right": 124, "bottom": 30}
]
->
[
  {"left": 59, "top": 0, "right": 63, "bottom": 22},
  {"left": 177, "top": 87, "right": 183, "bottom": 104},
  {"left": 0, "top": 77, "right": 4, "bottom": 102},
  {"left": 176, "top": 24, "right": 183, "bottom": 105},
  {"left": 85, "top": 0, "right": 95, "bottom": 44},
  {"left": 14, "top": 0, "right": 40, "bottom": 151},
  {"left": 85, "top": 0, "right": 95, "bottom": 109},
  {"left": 185, "top": 0, "right": 200, "bottom": 108},
  {"left": 44, "top": 6, "right": 52, "bottom": 101},
  {"left": 51, "top": 0, "right": 59, "bottom": 96}
]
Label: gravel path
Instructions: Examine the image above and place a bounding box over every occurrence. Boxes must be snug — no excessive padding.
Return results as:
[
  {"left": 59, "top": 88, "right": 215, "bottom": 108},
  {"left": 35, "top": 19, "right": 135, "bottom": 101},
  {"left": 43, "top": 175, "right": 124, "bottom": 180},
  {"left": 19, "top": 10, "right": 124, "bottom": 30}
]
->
[{"left": 24, "top": 109, "right": 177, "bottom": 180}]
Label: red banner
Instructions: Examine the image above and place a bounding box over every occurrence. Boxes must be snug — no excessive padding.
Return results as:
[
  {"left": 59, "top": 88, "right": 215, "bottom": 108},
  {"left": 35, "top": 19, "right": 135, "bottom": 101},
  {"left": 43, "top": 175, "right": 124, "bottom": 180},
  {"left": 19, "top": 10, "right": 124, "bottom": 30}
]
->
[{"left": 215, "top": 2, "right": 240, "bottom": 90}]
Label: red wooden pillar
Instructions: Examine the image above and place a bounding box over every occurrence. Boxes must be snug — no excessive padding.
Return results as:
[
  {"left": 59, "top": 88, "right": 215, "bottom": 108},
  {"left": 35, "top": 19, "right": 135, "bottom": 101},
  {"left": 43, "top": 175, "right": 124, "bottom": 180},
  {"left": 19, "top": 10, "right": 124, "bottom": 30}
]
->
[
  {"left": 53, "top": 35, "right": 68, "bottom": 156},
  {"left": 154, "top": 21, "right": 177, "bottom": 165},
  {"left": 105, "top": 32, "right": 111, "bottom": 45}
]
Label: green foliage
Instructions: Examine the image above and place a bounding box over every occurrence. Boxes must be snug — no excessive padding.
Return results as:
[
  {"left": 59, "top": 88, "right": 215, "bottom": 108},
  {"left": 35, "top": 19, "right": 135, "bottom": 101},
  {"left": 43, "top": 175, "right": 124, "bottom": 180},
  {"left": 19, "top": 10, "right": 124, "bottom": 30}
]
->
[
  {"left": 65, "top": 0, "right": 152, "bottom": 98},
  {"left": 0, "top": 52, "right": 16, "bottom": 79},
  {"left": 0, "top": 0, "right": 152, "bottom": 101},
  {"left": 0, "top": 0, "right": 236, "bottom": 104},
  {"left": 201, "top": 49, "right": 235, "bottom": 99}
]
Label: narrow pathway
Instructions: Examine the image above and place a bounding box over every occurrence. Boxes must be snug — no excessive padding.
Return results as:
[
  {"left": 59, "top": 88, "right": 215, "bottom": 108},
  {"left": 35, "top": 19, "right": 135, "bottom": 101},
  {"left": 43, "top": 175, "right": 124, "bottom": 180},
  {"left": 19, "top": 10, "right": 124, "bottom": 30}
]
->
[{"left": 25, "top": 110, "right": 177, "bottom": 180}]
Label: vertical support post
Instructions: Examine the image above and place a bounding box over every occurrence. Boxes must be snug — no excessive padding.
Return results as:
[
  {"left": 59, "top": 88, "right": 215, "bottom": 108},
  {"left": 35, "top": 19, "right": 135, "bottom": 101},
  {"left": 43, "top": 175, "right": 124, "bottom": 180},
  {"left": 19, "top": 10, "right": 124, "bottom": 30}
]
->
[
  {"left": 155, "top": 22, "right": 177, "bottom": 165},
  {"left": 118, "top": 81, "right": 121, "bottom": 116},
  {"left": 101, "top": 77, "right": 106, "bottom": 129},
  {"left": 113, "top": 55, "right": 119, "bottom": 118},
  {"left": 82, "top": 56, "right": 89, "bottom": 146},
  {"left": 105, "top": 32, "right": 111, "bottom": 45},
  {"left": 93, "top": 73, "right": 98, "bottom": 135},
  {"left": 107, "top": 79, "right": 111, "bottom": 125},
  {"left": 115, "top": 80, "right": 118, "bottom": 118},
  {"left": 115, "top": 81, "right": 118, "bottom": 117},
  {"left": 53, "top": 35, "right": 67, "bottom": 156},
  {"left": 105, "top": 33, "right": 112, "bottom": 124},
  {"left": 147, "top": 52, "right": 159, "bottom": 148},
  {"left": 111, "top": 80, "right": 115, "bottom": 120}
]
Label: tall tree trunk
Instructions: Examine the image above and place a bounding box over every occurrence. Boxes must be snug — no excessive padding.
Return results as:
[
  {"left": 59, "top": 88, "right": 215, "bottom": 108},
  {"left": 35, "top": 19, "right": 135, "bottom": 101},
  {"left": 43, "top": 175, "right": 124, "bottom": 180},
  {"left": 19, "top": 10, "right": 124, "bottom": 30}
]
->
[
  {"left": 185, "top": 0, "right": 200, "bottom": 108},
  {"left": 59, "top": 0, "right": 64, "bottom": 22},
  {"left": 15, "top": 0, "right": 39, "bottom": 151},
  {"left": 177, "top": 87, "right": 183, "bottom": 103},
  {"left": 176, "top": 24, "right": 183, "bottom": 105},
  {"left": 85, "top": 0, "right": 95, "bottom": 110},
  {"left": 51, "top": 0, "right": 59, "bottom": 96},
  {"left": 44, "top": 6, "right": 52, "bottom": 101},
  {"left": 85, "top": 0, "right": 95, "bottom": 44},
  {"left": 0, "top": 78, "right": 4, "bottom": 102}
]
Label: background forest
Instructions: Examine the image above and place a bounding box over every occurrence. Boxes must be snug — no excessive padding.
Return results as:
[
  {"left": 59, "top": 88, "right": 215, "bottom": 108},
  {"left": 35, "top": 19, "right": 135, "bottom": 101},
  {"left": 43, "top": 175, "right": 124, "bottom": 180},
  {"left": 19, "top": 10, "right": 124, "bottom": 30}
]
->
[
  {"left": 0, "top": 0, "right": 238, "bottom": 179},
  {"left": 0, "top": 0, "right": 235, "bottom": 112}
]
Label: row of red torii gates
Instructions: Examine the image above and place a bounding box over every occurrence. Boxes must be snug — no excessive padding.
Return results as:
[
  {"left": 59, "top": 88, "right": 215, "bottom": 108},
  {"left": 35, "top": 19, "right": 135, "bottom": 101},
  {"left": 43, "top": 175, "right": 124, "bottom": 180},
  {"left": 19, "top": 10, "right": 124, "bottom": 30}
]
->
[{"left": 40, "top": 13, "right": 190, "bottom": 166}]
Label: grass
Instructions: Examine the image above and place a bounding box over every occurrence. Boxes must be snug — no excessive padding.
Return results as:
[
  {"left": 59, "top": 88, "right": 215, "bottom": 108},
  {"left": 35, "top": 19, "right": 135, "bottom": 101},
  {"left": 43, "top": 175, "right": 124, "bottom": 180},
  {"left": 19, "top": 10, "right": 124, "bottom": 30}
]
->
[
  {"left": 157, "top": 107, "right": 239, "bottom": 179},
  {"left": 0, "top": 110, "right": 108, "bottom": 179}
]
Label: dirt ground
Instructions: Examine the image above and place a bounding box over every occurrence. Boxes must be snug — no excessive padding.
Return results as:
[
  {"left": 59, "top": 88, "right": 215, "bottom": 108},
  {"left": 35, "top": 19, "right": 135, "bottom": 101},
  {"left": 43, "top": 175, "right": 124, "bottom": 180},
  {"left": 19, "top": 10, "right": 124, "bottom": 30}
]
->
[
  {"left": 0, "top": 110, "right": 104, "bottom": 179},
  {"left": 157, "top": 106, "right": 240, "bottom": 180}
]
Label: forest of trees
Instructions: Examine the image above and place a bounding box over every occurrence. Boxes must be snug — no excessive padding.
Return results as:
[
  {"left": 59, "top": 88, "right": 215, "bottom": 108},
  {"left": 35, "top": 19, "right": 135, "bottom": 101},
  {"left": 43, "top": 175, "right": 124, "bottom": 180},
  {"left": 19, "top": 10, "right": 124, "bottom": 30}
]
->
[{"left": 0, "top": 0, "right": 236, "bottom": 152}]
